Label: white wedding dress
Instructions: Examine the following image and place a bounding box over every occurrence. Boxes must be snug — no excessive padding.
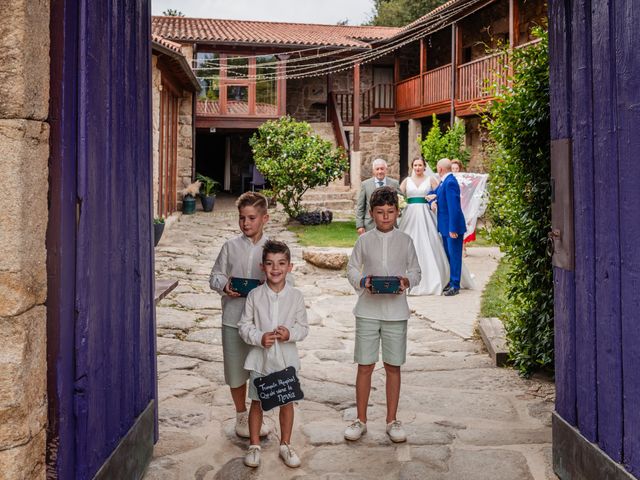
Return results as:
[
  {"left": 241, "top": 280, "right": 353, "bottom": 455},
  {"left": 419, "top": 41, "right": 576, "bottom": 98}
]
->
[{"left": 399, "top": 177, "right": 475, "bottom": 295}]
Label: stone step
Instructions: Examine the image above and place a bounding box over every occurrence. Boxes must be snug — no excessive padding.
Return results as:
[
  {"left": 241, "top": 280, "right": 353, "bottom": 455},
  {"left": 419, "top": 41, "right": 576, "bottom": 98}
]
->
[
  {"left": 478, "top": 317, "right": 509, "bottom": 367},
  {"left": 300, "top": 199, "right": 355, "bottom": 211},
  {"left": 303, "top": 191, "right": 354, "bottom": 201}
]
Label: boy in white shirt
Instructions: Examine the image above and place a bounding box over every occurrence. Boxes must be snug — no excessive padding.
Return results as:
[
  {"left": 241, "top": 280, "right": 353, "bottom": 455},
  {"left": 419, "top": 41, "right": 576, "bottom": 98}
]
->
[
  {"left": 238, "top": 240, "right": 309, "bottom": 468},
  {"left": 345, "top": 187, "right": 421, "bottom": 443},
  {"left": 209, "top": 192, "right": 271, "bottom": 438}
]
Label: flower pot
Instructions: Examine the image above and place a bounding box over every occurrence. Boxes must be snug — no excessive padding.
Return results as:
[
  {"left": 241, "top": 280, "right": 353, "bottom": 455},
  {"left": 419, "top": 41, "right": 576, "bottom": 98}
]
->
[
  {"left": 153, "top": 222, "right": 165, "bottom": 247},
  {"left": 182, "top": 195, "right": 196, "bottom": 214},
  {"left": 200, "top": 195, "right": 215, "bottom": 212}
]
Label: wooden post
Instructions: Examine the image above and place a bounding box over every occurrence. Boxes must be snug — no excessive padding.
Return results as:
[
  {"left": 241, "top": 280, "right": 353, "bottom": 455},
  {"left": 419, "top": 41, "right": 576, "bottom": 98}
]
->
[
  {"left": 394, "top": 56, "right": 400, "bottom": 84},
  {"left": 277, "top": 54, "right": 288, "bottom": 116},
  {"left": 450, "top": 24, "right": 457, "bottom": 125},
  {"left": 219, "top": 54, "right": 227, "bottom": 115},
  {"left": 420, "top": 38, "right": 426, "bottom": 106},
  {"left": 248, "top": 58, "right": 256, "bottom": 115},
  {"left": 509, "top": 0, "right": 520, "bottom": 49},
  {"left": 353, "top": 63, "right": 360, "bottom": 151}
]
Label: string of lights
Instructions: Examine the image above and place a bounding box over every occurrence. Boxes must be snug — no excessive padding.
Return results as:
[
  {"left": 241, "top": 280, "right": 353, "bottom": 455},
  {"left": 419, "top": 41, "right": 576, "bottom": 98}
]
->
[{"left": 190, "top": 0, "right": 485, "bottom": 82}]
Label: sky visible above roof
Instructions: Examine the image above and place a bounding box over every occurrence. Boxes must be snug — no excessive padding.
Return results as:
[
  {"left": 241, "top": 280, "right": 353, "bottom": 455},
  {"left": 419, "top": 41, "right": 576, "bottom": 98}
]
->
[{"left": 151, "top": 0, "right": 375, "bottom": 26}]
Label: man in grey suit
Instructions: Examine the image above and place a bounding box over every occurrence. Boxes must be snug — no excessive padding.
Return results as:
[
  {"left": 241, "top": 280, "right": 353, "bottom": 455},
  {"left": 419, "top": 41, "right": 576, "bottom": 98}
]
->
[{"left": 355, "top": 158, "right": 401, "bottom": 234}]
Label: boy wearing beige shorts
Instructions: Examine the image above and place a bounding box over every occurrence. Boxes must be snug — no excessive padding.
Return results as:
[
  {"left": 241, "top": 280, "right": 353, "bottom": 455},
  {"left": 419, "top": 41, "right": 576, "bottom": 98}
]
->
[
  {"left": 209, "top": 192, "right": 270, "bottom": 438},
  {"left": 345, "top": 187, "right": 421, "bottom": 443}
]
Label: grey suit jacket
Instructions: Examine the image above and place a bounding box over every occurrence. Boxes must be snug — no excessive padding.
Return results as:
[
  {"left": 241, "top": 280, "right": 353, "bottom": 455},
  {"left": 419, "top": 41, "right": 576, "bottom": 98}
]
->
[{"left": 355, "top": 177, "right": 401, "bottom": 231}]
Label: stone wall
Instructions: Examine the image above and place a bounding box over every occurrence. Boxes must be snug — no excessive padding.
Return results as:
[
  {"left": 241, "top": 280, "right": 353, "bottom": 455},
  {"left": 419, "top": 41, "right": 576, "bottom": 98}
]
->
[
  {"left": 464, "top": 116, "right": 489, "bottom": 172},
  {"left": 286, "top": 67, "right": 375, "bottom": 123},
  {"left": 152, "top": 56, "right": 161, "bottom": 216},
  {"left": 177, "top": 93, "right": 193, "bottom": 203},
  {"left": 345, "top": 125, "right": 401, "bottom": 182},
  {"left": 0, "top": 1, "right": 49, "bottom": 479}
]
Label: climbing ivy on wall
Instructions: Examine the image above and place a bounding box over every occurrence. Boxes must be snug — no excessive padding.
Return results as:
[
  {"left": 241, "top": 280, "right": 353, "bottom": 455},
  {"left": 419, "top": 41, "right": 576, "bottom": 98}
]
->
[{"left": 483, "top": 28, "right": 553, "bottom": 376}]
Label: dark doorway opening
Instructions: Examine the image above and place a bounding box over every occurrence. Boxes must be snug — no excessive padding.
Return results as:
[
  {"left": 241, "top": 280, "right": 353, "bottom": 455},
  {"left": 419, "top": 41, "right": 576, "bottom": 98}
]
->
[
  {"left": 195, "top": 131, "right": 226, "bottom": 186},
  {"left": 399, "top": 121, "right": 408, "bottom": 180}
]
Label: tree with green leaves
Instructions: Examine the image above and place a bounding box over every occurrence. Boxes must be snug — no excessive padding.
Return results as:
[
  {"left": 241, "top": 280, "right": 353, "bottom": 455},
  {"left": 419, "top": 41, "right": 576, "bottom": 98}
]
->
[
  {"left": 368, "top": 0, "right": 448, "bottom": 27},
  {"left": 249, "top": 116, "right": 348, "bottom": 219},
  {"left": 420, "top": 114, "right": 470, "bottom": 171},
  {"left": 483, "top": 29, "right": 552, "bottom": 376},
  {"left": 162, "top": 9, "right": 184, "bottom": 17}
]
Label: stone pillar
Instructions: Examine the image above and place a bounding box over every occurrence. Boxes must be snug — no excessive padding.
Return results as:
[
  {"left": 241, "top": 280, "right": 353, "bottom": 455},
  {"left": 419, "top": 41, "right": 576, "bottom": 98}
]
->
[
  {"left": 350, "top": 151, "right": 362, "bottom": 189},
  {"left": 152, "top": 56, "right": 161, "bottom": 217},
  {"left": 177, "top": 92, "right": 194, "bottom": 197},
  {"left": 0, "top": 1, "right": 50, "bottom": 479},
  {"left": 408, "top": 119, "right": 422, "bottom": 165}
]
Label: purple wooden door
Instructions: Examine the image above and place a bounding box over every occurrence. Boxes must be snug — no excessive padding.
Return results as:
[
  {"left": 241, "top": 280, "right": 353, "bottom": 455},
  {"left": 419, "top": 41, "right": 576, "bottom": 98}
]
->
[
  {"left": 47, "top": 0, "right": 156, "bottom": 479},
  {"left": 550, "top": 0, "right": 640, "bottom": 478}
]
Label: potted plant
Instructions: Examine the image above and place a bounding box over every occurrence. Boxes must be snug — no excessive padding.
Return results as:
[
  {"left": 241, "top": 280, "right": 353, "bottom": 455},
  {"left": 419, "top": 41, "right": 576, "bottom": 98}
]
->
[
  {"left": 180, "top": 180, "right": 201, "bottom": 215},
  {"left": 153, "top": 217, "right": 165, "bottom": 247},
  {"left": 196, "top": 173, "right": 220, "bottom": 212}
]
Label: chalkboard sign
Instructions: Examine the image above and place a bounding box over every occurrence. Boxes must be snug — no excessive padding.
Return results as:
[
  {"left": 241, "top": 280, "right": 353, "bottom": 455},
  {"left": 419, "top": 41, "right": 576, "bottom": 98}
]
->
[
  {"left": 253, "top": 367, "right": 304, "bottom": 411},
  {"left": 370, "top": 276, "right": 401, "bottom": 294},
  {"left": 230, "top": 277, "right": 261, "bottom": 297}
]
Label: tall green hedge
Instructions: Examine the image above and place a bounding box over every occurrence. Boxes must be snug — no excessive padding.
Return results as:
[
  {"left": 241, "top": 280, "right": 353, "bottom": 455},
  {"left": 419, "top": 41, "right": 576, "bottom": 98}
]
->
[{"left": 483, "top": 29, "right": 553, "bottom": 376}]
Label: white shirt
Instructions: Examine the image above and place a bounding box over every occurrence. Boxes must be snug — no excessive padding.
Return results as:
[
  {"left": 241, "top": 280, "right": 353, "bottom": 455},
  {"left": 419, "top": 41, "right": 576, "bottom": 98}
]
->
[
  {"left": 347, "top": 228, "right": 421, "bottom": 321},
  {"left": 375, "top": 177, "right": 387, "bottom": 188},
  {"left": 209, "top": 234, "right": 268, "bottom": 327},
  {"left": 238, "top": 283, "right": 309, "bottom": 374}
]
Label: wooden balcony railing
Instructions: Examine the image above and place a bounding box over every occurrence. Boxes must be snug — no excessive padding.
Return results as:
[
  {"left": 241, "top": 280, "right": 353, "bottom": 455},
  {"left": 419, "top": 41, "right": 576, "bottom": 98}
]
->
[
  {"left": 423, "top": 64, "right": 452, "bottom": 105},
  {"left": 196, "top": 99, "right": 278, "bottom": 117},
  {"left": 396, "top": 75, "right": 422, "bottom": 112},
  {"left": 457, "top": 52, "right": 507, "bottom": 103},
  {"left": 334, "top": 83, "right": 394, "bottom": 124}
]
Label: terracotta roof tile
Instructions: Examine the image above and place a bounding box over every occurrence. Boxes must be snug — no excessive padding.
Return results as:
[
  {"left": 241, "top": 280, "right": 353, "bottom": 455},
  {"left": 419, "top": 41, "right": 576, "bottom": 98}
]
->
[
  {"left": 151, "top": 33, "right": 184, "bottom": 54},
  {"left": 152, "top": 16, "right": 400, "bottom": 48}
]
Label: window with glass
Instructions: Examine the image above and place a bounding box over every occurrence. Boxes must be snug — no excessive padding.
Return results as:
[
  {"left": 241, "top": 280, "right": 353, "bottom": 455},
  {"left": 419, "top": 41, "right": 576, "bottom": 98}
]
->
[
  {"left": 255, "top": 55, "right": 278, "bottom": 114},
  {"left": 194, "top": 52, "right": 220, "bottom": 102},
  {"left": 226, "top": 56, "right": 249, "bottom": 79}
]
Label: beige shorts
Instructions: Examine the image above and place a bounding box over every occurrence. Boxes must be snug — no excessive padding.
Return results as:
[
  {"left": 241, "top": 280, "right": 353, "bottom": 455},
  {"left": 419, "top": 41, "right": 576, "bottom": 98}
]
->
[
  {"left": 354, "top": 317, "right": 408, "bottom": 366},
  {"left": 222, "top": 325, "right": 251, "bottom": 388}
]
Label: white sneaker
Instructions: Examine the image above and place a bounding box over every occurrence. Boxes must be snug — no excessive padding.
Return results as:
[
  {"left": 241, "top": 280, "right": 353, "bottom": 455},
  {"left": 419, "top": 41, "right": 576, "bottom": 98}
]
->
[
  {"left": 244, "top": 445, "right": 261, "bottom": 468},
  {"left": 279, "top": 444, "right": 301, "bottom": 468},
  {"left": 386, "top": 420, "right": 407, "bottom": 443},
  {"left": 235, "top": 411, "right": 270, "bottom": 438},
  {"left": 235, "top": 411, "right": 250, "bottom": 438},
  {"left": 259, "top": 419, "right": 270, "bottom": 437},
  {"left": 344, "top": 419, "right": 367, "bottom": 441}
]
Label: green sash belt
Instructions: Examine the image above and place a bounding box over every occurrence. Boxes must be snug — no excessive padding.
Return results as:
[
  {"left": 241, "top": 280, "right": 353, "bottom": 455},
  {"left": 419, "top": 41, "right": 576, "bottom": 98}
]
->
[{"left": 407, "top": 197, "right": 428, "bottom": 204}]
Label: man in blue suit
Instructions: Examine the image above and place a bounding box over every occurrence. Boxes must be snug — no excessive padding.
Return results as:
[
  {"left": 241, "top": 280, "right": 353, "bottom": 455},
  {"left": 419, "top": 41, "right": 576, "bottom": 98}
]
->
[{"left": 434, "top": 158, "right": 466, "bottom": 296}]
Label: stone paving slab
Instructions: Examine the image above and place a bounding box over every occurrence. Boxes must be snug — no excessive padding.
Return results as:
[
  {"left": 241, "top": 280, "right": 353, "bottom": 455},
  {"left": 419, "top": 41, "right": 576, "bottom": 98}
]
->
[{"left": 145, "top": 209, "right": 557, "bottom": 480}]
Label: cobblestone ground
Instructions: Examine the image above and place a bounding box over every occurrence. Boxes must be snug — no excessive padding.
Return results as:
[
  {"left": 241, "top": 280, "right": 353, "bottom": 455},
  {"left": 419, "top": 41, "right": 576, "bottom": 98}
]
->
[{"left": 145, "top": 203, "right": 556, "bottom": 480}]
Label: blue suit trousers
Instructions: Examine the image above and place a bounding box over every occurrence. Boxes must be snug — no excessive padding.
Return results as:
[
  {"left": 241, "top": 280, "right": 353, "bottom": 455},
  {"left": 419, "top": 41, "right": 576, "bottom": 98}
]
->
[{"left": 441, "top": 233, "right": 463, "bottom": 290}]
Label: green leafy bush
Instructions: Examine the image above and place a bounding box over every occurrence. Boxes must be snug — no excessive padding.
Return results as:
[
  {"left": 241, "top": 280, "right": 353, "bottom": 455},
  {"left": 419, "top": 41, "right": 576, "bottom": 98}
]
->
[
  {"left": 249, "top": 116, "right": 348, "bottom": 219},
  {"left": 483, "top": 29, "right": 552, "bottom": 376},
  {"left": 420, "top": 114, "right": 470, "bottom": 171}
]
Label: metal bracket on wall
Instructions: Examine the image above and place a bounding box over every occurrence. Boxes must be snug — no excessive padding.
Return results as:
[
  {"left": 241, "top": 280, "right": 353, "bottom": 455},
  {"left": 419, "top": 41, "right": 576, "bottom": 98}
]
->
[{"left": 550, "top": 138, "right": 575, "bottom": 271}]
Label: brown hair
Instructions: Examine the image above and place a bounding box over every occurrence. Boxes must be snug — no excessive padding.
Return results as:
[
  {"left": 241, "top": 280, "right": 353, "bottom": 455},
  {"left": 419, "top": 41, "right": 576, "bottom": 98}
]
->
[
  {"left": 262, "top": 240, "right": 291, "bottom": 263},
  {"left": 411, "top": 157, "right": 426, "bottom": 168},
  {"left": 451, "top": 159, "right": 464, "bottom": 171},
  {"left": 370, "top": 186, "right": 398, "bottom": 210},
  {"left": 236, "top": 191, "right": 268, "bottom": 214}
]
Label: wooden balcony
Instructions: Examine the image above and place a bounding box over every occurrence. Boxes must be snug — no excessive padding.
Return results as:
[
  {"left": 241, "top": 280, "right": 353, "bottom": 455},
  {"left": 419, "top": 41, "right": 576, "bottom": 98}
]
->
[
  {"left": 395, "top": 39, "right": 541, "bottom": 120},
  {"left": 334, "top": 83, "right": 395, "bottom": 126}
]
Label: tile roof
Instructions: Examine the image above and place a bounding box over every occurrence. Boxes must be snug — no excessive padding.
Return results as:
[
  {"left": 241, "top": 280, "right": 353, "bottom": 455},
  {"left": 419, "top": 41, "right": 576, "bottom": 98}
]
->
[
  {"left": 152, "top": 16, "right": 400, "bottom": 49},
  {"left": 397, "top": 0, "right": 473, "bottom": 34},
  {"left": 151, "top": 33, "right": 183, "bottom": 54}
]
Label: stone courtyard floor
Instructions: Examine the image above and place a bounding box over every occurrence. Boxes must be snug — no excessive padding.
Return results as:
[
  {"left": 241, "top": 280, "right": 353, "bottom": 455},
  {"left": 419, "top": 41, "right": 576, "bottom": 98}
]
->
[{"left": 145, "top": 203, "right": 556, "bottom": 480}]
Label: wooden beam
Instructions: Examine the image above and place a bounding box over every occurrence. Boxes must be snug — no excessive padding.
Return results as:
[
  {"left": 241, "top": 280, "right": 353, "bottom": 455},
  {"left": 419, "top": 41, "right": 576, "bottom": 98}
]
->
[
  {"left": 420, "top": 38, "right": 426, "bottom": 74},
  {"left": 450, "top": 24, "right": 457, "bottom": 124},
  {"left": 394, "top": 56, "right": 400, "bottom": 84},
  {"left": 248, "top": 58, "right": 256, "bottom": 115},
  {"left": 353, "top": 63, "right": 360, "bottom": 151},
  {"left": 509, "top": 0, "right": 520, "bottom": 48},
  {"left": 277, "top": 54, "right": 289, "bottom": 116},
  {"left": 219, "top": 55, "right": 227, "bottom": 115}
]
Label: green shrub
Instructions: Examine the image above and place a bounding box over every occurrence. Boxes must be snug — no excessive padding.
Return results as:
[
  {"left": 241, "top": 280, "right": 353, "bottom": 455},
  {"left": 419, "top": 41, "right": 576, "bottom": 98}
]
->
[
  {"left": 420, "top": 114, "right": 470, "bottom": 171},
  {"left": 249, "top": 116, "right": 348, "bottom": 219},
  {"left": 483, "top": 28, "right": 553, "bottom": 376}
]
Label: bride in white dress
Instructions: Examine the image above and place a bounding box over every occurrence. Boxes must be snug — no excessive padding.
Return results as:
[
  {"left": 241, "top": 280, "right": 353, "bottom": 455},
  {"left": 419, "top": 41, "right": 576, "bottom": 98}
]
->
[{"left": 399, "top": 158, "right": 474, "bottom": 295}]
